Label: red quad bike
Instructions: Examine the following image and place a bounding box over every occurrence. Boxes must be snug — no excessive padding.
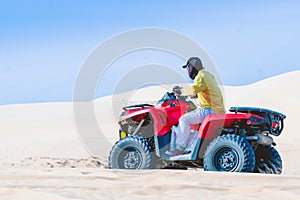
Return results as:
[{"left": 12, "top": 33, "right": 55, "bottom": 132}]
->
[{"left": 109, "top": 92, "right": 286, "bottom": 174}]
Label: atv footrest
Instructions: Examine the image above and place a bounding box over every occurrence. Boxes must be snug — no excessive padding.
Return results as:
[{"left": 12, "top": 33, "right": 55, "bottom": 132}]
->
[{"left": 163, "top": 152, "right": 193, "bottom": 161}]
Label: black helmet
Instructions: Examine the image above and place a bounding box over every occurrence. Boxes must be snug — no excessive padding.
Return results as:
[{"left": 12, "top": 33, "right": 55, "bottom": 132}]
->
[{"left": 182, "top": 57, "right": 203, "bottom": 80}]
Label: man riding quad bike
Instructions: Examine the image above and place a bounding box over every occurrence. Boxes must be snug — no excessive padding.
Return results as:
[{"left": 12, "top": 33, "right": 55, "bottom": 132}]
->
[{"left": 108, "top": 57, "right": 286, "bottom": 173}]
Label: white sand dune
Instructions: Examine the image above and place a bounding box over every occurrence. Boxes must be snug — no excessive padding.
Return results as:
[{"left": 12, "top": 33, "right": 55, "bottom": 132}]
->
[{"left": 0, "top": 71, "right": 299, "bottom": 199}]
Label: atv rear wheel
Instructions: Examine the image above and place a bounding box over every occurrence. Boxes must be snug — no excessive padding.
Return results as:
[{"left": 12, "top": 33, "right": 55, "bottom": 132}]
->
[
  {"left": 254, "top": 145, "right": 282, "bottom": 174},
  {"left": 109, "top": 136, "right": 153, "bottom": 169},
  {"left": 204, "top": 134, "right": 255, "bottom": 172}
]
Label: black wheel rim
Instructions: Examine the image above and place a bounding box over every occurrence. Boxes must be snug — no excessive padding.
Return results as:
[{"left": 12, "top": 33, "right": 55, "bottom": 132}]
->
[
  {"left": 214, "top": 147, "right": 239, "bottom": 171},
  {"left": 119, "top": 147, "right": 142, "bottom": 169}
]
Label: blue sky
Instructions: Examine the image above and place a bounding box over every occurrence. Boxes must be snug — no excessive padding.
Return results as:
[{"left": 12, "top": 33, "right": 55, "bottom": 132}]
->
[{"left": 0, "top": 0, "right": 300, "bottom": 105}]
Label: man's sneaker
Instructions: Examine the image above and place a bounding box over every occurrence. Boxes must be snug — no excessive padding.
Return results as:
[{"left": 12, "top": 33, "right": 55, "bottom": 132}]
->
[{"left": 165, "top": 149, "right": 183, "bottom": 156}]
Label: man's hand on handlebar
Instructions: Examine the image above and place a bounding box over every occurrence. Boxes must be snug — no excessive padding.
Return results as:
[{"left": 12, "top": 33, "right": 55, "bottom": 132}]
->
[
  {"left": 172, "top": 85, "right": 197, "bottom": 99},
  {"left": 172, "top": 86, "right": 182, "bottom": 98}
]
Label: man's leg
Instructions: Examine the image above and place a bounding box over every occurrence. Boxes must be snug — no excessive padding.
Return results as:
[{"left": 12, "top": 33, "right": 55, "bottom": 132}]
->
[
  {"left": 176, "top": 108, "right": 214, "bottom": 151},
  {"left": 166, "top": 108, "right": 213, "bottom": 156}
]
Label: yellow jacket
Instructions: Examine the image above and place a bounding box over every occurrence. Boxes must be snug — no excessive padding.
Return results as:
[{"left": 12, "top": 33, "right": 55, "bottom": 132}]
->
[{"left": 191, "top": 69, "right": 225, "bottom": 114}]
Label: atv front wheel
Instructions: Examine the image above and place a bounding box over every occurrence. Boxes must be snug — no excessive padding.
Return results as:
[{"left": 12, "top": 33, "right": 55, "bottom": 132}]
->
[
  {"left": 254, "top": 145, "right": 282, "bottom": 174},
  {"left": 109, "top": 136, "right": 153, "bottom": 169},
  {"left": 203, "top": 134, "right": 255, "bottom": 172}
]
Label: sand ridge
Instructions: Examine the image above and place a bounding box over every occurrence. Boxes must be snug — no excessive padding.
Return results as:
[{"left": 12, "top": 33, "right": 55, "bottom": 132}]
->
[{"left": 0, "top": 71, "right": 299, "bottom": 199}]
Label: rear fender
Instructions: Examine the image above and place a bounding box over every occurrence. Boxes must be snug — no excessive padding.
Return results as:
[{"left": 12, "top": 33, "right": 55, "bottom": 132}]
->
[
  {"left": 196, "top": 113, "right": 256, "bottom": 158},
  {"left": 198, "top": 113, "right": 256, "bottom": 140},
  {"left": 198, "top": 114, "right": 226, "bottom": 140}
]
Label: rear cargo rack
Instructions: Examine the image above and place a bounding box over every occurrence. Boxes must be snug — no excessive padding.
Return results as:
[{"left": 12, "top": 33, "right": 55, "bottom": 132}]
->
[
  {"left": 229, "top": 106, "right": 286, "bottom": 136},
  {"left": 229, "top": 107, "right": 286, "bottom": 119}
]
